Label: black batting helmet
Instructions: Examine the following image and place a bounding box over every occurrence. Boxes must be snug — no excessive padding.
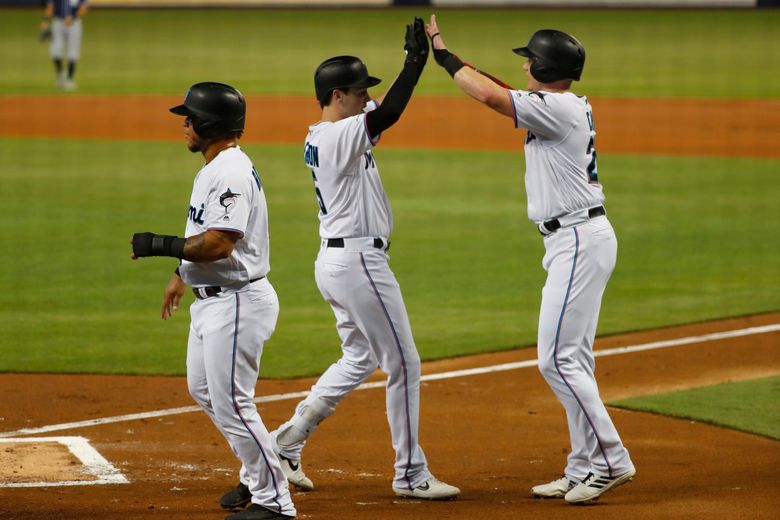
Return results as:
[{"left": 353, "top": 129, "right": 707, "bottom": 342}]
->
[
  {"left": 314, "top": 56, "right": 381, "bottom": 104},
  {"left": 170, "top": 82, "right": 246, "bottom": 139},
  {"left": 513, "top": 30, "right": 586, "bottom": 83}
]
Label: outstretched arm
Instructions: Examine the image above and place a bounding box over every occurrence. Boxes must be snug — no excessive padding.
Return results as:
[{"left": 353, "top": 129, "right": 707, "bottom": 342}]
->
[
  {"left": 426, "top": 15, "right": 515, "bottom": 119},
  {"left": 365, "top": 17, "right": 429, "bottom": 139}
]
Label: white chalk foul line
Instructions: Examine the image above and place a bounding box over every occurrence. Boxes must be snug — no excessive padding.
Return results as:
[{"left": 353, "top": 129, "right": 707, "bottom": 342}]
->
[
  {"left": 0, "top": 436, "right": 129, "bottom": 487},
  {"left": 0, "top": 322, "right": 778, "bottom": 440}
]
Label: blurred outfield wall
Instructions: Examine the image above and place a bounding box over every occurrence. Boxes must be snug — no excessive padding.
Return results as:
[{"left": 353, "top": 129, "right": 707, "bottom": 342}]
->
[{"left": 1, "top": 0, "right": 769, "bottom": 7}]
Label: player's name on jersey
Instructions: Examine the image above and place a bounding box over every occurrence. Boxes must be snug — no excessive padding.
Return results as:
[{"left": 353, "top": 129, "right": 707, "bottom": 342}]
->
[{"left": 304, "top": 142, "right": 319, "bottom": 168}]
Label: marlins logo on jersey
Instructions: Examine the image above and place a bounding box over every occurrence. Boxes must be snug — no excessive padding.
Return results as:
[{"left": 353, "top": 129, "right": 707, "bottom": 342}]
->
[{"left": 219, "top": 188, "right": 241, "bottom": 222}]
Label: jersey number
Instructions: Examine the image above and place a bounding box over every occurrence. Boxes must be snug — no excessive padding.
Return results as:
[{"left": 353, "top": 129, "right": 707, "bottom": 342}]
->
[
  {"left": 311, "top": 170, "right": 328, "bottom": 215},
  {"left": 585, "top": 110, "right": 599, "bottom": 183}
]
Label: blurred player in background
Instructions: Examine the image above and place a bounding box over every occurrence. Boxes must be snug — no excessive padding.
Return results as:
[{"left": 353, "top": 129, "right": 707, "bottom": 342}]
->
[{"left": 40, "top": 0, "right": 88, "bottom": 91}]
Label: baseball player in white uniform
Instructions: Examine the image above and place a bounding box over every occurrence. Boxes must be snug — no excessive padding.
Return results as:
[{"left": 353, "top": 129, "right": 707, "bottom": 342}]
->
[
  {"left": 131, "top": 82, "right": 295, "bottom": 520},
  {"left": 270, "top": 20, "right": 460, "bottom": 501},
  {"left": 425, "top": 16, "right": 636, "bottom": 504},
  {"left": 40, "top": 0, "right": 88, "bottom": 91}
]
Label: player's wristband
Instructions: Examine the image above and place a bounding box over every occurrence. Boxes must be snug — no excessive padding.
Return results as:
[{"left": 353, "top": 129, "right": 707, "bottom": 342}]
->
[
  {"left": 442, "top": 54, "right": 465, "bottom": 78},
  {"left": 432, "top": 47, "right": 451, "bottom": 66},
  {"left": 132, "top": 232, "right": 186, "bottom": 259},
  {"left": 433, "top": 48, "right": 465, "bottom": 78}
]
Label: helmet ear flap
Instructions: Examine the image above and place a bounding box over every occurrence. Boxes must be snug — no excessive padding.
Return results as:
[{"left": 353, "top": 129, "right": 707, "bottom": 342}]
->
[
  {"left": 192, "top": 119, "right": 223, "bottom": 139},
  {"left": 189, "top": 112, "right": 229, "bottom": 139},
  {"left": 529, "top": 60, "right": 558, "bottom": 83}
]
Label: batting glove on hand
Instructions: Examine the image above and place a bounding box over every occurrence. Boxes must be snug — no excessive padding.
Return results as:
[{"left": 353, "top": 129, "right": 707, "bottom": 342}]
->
[
  {"left": 404, "top": 19, "right": 428, "bottom": 67},
  {"left": 413, "top": 17, "right": 429, "bottom": 69},
  {"left": 39, "top": 27, "right": 52, "bottom": 42}
]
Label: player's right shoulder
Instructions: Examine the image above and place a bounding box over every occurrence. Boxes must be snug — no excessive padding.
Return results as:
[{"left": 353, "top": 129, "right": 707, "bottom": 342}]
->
[{"left": 312, "top": 115, "right": 364, "bottom": 144}]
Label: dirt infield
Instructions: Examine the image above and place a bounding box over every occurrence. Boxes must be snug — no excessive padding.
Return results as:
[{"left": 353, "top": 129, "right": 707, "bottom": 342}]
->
[
  {"left": 3, "top": 95, "right": 780, "bottom": 158},
  {"left": 1, "top": 313, "right": 779, "bottom": 519}
]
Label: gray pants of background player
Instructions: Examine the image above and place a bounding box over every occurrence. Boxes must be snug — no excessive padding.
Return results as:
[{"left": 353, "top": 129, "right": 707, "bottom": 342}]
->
[{"left": 50, "top": 18, "right": 82, "bottom": 61}]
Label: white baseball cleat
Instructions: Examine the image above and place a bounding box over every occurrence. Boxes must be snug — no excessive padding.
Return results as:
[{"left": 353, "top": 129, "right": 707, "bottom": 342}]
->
[
  {"left": 531, "top": 475, "right": 578, "bottom": 498},
  {"left": 393, "top": 477, "right": 460, "bottom": 500},
  {"left": 564, "top": 467, "right": 636, "bottom": 504},
  {"left": 280, "top": 456, "right": 314, "bottom": 491},
  {"left": 63, "top": 79, "right": 77, "bottom": 91}
]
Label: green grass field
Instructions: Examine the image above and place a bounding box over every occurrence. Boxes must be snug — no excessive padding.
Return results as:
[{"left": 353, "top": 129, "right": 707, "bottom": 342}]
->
[
  {"left": 0, "top": 137, "right": 778, "bottom": 376},
  {"left": 0, "top": 8, "right": 779, "bottom": 379},
  {"left": 1, "top": 8, "right": 779, "bottom": 97},
  {"left": 611, "top": 376, "right": 780, "bottom": 440}
]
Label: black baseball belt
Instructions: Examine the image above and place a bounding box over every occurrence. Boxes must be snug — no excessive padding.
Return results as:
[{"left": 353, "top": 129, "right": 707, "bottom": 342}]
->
[
  {"left": 540, "top": 206, "right": 606, "bottom": 236},
  {"left": 192, "top": 277, "right": 264, "bottom": 300},
  {"left": 326, "top": 237, "right": 390, "bottom": 250}
]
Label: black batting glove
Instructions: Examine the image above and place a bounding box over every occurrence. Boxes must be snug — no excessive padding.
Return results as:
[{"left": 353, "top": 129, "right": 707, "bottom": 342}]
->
[
  {"left": 413, "top": 17, "right": 429, "bottom": 70},
  {"left": 132, "top": 232, "right": 186, "bottom": 259},
  {"left": 404, "top": 21, "right": 426, "bottom": 67}
]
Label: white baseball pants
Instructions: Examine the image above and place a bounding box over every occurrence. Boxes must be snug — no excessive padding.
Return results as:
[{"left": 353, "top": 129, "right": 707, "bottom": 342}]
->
[
  {"left": 536, "top": 216, "right": 634, "bottom": 480},
  {"left": 50, "top": 18, "right": 82, "bottom": 61},
  {"left": 187, "top": 278, "right": 295, "bottom": 517},
  {"left": 277, "top": 240, "right": 432, "bottom": 490}
]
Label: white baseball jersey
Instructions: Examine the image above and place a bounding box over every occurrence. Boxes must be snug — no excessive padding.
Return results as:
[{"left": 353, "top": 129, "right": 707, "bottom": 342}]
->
[
  {"left": 179, "top": 146, "right": 269, "bottom": 287},
  {"left": 509, "top": 90, "right": 604, "bottom": 223},
  {"left": 304, "top": 107, "right": 392, "bottom": 240}
]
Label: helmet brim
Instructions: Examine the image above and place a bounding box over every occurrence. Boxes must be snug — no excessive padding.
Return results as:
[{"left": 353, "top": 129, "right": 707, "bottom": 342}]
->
[
  {"left": 512, "top": 47, "right": 532, "bottom": 58},
  {"left": 347, "top": 75, "right": 382, "bottom": 90},
  {"left": 169, "top": 104, "right": 192, "bottom": 116}
]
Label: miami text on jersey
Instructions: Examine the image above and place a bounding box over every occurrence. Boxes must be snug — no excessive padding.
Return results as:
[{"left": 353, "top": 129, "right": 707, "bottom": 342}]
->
[{"left": 189, "top": 203, "right": 205, "bottom": 225}]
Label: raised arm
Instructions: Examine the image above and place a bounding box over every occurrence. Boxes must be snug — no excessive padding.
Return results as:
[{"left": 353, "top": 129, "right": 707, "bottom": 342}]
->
[
  {"left": 365, "top": 17, "right": 429, "bottom": 139},
  {"left": 425, "top": 15, "right": 515, "bottom": 119}
]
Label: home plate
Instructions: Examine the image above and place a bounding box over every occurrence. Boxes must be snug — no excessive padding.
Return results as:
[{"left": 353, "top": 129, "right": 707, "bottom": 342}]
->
[{"left": 0, "top": 436, "right": 128, "bottom": 487}]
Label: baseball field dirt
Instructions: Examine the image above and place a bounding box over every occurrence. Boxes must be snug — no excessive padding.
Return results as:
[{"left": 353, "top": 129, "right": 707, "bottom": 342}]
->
[
  {"left": 1, "top": 312, "right": 779, "bottom": 519},
  {"left": 2, "top": 95, "right": 779, "bottom": 158}
]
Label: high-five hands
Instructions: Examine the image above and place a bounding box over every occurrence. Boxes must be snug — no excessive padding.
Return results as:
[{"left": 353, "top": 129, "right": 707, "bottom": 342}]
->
[
  {"left": 426, "top": 14, "right": 447, "bottom": 53},
  {"left": 405, "top": 16, "right": 430, "bottom": 68}
]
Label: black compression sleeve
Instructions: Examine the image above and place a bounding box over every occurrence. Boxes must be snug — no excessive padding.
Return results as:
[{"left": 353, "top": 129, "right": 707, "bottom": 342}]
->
[{"left": 365, "top": 61, "right": 419, "bottom": 140}]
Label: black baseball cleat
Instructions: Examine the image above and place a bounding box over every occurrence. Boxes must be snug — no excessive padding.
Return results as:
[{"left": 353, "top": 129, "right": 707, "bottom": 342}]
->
[
  {"left": 219, "top": 482, "right": 252, "bottom": 510},
  {"left": 224, "top": 503, "right": 295, "bottom": 519}
]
